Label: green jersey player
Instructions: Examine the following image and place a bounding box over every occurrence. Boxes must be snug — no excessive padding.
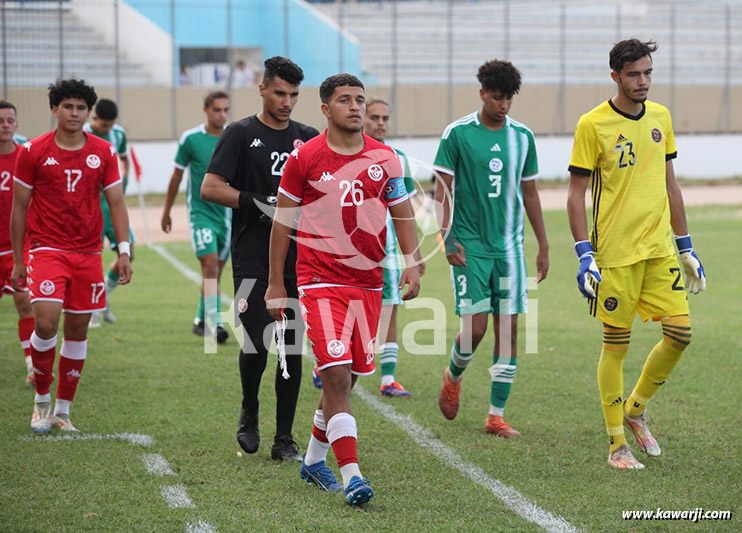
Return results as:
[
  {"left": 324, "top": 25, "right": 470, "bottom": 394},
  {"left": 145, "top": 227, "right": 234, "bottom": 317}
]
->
[
  {"left": 83, "top": 99, "right": 133, "bottom": 327},
  {"left": 433, "top": 60, "right": 549, "bottom": 438},
  {"left": 161, "top": 91, "right": 231, "bottom": 343}
]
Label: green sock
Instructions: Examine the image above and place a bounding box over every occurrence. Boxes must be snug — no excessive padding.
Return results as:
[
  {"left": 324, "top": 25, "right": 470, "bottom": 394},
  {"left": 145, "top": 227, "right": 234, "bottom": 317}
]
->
[
  {"left": 489, "top": 354, "right": 516, "bottom": 416},
  {"left": 105, "top": 269, "right": 118, "bottom": 296},
  {"left": 380, "top": 342, "right": 399, "bottom": 384},
  {"left": 196, "top": 294, "right": 204, "bottom": 323},
  {"left": 448, "top": 340, "right": 474, "bottom": 381}
]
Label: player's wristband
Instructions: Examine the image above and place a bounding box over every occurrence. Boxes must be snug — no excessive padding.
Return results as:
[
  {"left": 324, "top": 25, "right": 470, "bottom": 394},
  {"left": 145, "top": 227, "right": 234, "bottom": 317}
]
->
[
  {"left": 118, "top": 241, "right": 131, "bottom": 257},
  {"left": 574, "top": 240, "right": 593, "bottom": 260},
  {"left": 675, "top": 234, "right": 693, "bottom": 253},
  {"left": 442, "top": 230, "right": 458, "bottom": 254}
]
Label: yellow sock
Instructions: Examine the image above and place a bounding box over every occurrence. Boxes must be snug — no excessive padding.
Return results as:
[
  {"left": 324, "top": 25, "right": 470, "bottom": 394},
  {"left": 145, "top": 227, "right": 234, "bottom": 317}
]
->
[
  {"left": 626, "top": 315, "right": 691, "bottom": 418},
  {"left": 598, "top": 325, "right": 631, "bottom": 452}
]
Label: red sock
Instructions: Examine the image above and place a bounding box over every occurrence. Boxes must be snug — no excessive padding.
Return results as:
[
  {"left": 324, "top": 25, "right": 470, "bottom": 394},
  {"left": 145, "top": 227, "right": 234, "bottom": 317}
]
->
[
  {"left": 18, "top": 317, "right": 34, "bottom": 357},
  {"left": 31, "top": 344, "right": 55, "bottom": 395},
  {"left": 57, "top": 356, "right": 85, "bottom": 402},
  {"left": 312, "top": 424, "right": 328, "bottom": 443},
  {"left": 331, "top": 436, "right": 358, "bottom": 468}
]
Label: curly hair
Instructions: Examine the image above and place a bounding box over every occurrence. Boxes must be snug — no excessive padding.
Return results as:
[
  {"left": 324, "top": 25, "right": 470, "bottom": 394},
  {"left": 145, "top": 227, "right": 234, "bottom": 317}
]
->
[
  {"left": 319, "top": 73, "right": 364, "bottom": 103},
  {"left": 263, "top": 56, "right": 305, "bottom": 87},
  {"left": 477, "top": 60, "right": 522, "bottom": 95},
  {"left": 48, "top": 78, "right": 97, "bottom": 109},
  {"left": 609, "top": 39, "right": 658, "bottom": 72}
]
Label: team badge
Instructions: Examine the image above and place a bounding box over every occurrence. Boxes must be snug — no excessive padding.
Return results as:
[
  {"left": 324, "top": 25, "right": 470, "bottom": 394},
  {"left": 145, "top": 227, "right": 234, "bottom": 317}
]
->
[
  {"left": 86, "top": 154, "right": 101, "bottom": 169},
  {"left": 293, "top": 139, "right": 304, "bottom": 149},
  {"left": 39, "top": 280, "right": 55, "bottom": 296},
  {"left": 489, "top": 158, "right": 503, "bottom": 172},
  {"left": 367, "top": 164, "right": 384, "bottom": 181},
  {"left": 604, "top": 297, "right": 618, "bottom": 312},
  {"left": 327, "top": 339, "right": 346, "bottom": 358},
  {"left": 237, "top": 298, "right": 248, "bottom": 313},
  {"left": 651, "top": 128, "right": 662, "bottom": 143}
]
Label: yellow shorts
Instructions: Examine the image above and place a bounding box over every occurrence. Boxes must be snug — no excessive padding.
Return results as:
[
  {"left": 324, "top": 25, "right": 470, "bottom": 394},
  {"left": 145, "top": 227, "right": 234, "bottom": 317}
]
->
[{"left": 588, "top": 255, "right": 689, "bottom": 328}]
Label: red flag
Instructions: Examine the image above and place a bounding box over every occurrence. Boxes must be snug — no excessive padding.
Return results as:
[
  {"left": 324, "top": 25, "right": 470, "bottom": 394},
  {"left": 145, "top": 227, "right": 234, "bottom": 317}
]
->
[{"left": 130, "top": 146, "right": 143, "bottom": 182}]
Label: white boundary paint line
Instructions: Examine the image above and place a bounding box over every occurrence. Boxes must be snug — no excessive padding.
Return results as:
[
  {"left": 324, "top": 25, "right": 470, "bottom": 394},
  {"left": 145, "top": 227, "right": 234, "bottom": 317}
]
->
[
  {"left": 151, "top": 244, "right": 231, "bottom": 302},
  {"left": 143, "top": 453, "right": 177, "bottom": 475},
  {"left": 20, "top": 432, "right": 154, "bottom": 446},
  {"left": 354, "top": 386, "right": 579, "bottom": 533},
  {"left": 186, "top": 521, "right": 217, "bottom": 533},
  {"left": 156, "top": 243, "right": 579, "bottom": 532},
  {"left": 161, "top": 484, "right": 195, "bottom": 509}
]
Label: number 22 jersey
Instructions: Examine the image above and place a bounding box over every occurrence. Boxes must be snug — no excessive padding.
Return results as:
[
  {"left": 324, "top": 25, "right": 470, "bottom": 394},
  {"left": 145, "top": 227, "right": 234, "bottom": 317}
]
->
[{"left": 13, "top": 131, "right": 121, "bottom": 253}]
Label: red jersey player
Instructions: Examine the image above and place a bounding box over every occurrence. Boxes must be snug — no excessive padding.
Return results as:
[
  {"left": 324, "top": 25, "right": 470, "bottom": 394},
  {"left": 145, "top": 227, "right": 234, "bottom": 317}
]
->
[
  {"left": 266, "top": 74, "right": 420, "bottom": 506},
  {"left": 10, "top": 79, "right": 132, "bottom": 434},
  {"left": 0, "top": 100, "right": 35, "bottom": 386}
]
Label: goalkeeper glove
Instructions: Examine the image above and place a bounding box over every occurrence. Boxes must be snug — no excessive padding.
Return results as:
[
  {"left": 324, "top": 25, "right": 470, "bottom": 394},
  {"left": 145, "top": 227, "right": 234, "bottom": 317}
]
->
[
  {"left": 239, "top": 191, "right": 277, "bottom": 227},
  {"left": 575, "top": 240, "right": 602, "bottom": 299},
  {"left": 675, "top": 235, "right": 706, "bottom": 294}
]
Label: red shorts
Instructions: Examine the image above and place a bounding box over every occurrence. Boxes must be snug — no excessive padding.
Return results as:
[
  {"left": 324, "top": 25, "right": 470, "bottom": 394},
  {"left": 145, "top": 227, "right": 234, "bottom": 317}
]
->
[
  {"left": 27, "top": 249, "right": 105, "bottom": 313},
  {"left": 0, "top": 250, "right": 29, "bottom": 297},
  {"left": 300, "top": 286, "right": 382, "bottom": 376}
]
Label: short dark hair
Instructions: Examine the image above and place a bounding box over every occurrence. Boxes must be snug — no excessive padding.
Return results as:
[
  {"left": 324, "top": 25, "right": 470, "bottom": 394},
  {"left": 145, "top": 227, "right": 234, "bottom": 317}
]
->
[
  {"left": 609, "top": 39, "right": 658, "bottom": 72},
  {"left": 319, "top": 74, "right": 364, "bottom": 104},
  {"left": 204, "top": 90, "right": 229, "bottom": 108},
  {"left": 477, "top": 60, "right": 522, "bottom": 95},
  {"left": 263, "top": 56, "right": 304, "bottom": 87},
  {"left": 94, "top": 98, "right": 118, "bottom": 121},
  {"left": 0, "top": 100, "right": 16, "bottom": 113},
  {"left": 48, "top": 78, "right": 97, "bottom": 109}
]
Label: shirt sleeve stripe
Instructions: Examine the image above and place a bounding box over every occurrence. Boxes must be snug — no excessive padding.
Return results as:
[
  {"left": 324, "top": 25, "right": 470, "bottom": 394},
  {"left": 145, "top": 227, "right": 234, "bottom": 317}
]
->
[
  {"left": 665, "top": 152, "right": 678, "bottom": 161},
  {"left": 278, "top": 186, "right": 302, "bottom": 203},
  {"left": 103, "top": 178, "right": 123, "bottom": 191},
  {"left": 13, "top": 176, "right": 33, "bottom": 189},
  {"left": 432, "top": 164, "right": 454, "bottom": 176},
  {"left": 567, "top": 165, "right": 592, "bottom": 176},
  {"left": 521, "top": 173, "right": 539, "bottom": 182},
  {"left": 173, "top": 162, "right": 186, "bottom": 170},
  {"left": 387, "top": 194, "right": 409, "bottom": 207}
]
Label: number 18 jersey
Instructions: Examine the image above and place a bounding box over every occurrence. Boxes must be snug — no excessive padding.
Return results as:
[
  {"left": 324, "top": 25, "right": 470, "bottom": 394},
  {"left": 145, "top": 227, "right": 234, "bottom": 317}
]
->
[
  {"left": 13, "top": 131, "right": 121, "bottom": 253},
  {"left": 434, "top": 112, "right": 538, "bottom": 259}
]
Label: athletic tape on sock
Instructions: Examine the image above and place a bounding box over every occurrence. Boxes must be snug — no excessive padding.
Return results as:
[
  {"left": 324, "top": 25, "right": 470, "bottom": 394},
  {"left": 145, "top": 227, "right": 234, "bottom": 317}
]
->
[
  {"left": 61, "top": 338, "right": 88, "bottom": 360},
  {"left": 30, "top": 332, "right": 57, "bottom": 352},
  {"left": 326, "top": 413, "right": 357, "bottom": 444},
  {"left": 313, "top": 409, "right": 326, "bottom": 431}
]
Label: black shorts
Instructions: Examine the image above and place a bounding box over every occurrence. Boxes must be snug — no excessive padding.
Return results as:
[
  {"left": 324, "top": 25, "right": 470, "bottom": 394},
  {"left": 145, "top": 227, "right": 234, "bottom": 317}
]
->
[{"left": 233, "top": 276, "right": 302, "bottom": 349}]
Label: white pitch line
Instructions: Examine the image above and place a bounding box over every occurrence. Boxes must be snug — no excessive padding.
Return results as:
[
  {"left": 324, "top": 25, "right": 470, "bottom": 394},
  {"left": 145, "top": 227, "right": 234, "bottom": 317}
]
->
[
  {"left": 150, "top": 244, "right": 231, "bottom": 301},
  {"left": 354, "top": 386, "right": 579, "bottom": 533},
  {"left": 186, "top": 520, "right": 217, "bottom": 533},
  {"left": 156, "top": 243, "right": 578, "bottom": 532},
  {"left": 161, "top": 484, "right": 195, "bottom": 509},
  {"left": 143, "top": 453, "right": 176, "bottom": 476},
  {"left": 20, "top": 432, "right": 154, "bottom": 446}
]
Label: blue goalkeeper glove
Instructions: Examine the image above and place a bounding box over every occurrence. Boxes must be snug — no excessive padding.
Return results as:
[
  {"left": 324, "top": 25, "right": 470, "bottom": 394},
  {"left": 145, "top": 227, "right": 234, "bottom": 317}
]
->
[
  {"left": 575, "top": 240, "right": 602, "bottom": 299},
  {"left": 675, "top": 235, "right": 706, "bottom": 294}
]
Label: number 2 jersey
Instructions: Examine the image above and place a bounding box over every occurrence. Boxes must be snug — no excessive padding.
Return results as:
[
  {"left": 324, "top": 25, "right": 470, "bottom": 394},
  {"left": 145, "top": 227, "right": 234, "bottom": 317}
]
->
[
  {"left": 0, "top": 144, "right": 21, "bottom": 254},
  {"left": 13, "top": 131, "right": 121, "bottom": 253},
  {"left": 278, "top": 132, "right": 409, "bottom": 290},
  {"left": 568, "top": 100, "right": 677, "bottom": 268}
]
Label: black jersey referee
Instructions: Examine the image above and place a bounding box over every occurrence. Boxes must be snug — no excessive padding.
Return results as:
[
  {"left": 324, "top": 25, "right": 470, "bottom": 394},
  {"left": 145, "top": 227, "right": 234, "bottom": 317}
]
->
[{"left": 202, "top": 57, "right": 319, "bottom": 461}]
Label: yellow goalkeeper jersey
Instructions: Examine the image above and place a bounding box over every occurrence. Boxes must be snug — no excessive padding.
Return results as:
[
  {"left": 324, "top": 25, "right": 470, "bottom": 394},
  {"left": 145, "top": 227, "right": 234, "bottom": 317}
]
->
[{"left": 569, "top": 99, "right": 677, "bottom": 268}]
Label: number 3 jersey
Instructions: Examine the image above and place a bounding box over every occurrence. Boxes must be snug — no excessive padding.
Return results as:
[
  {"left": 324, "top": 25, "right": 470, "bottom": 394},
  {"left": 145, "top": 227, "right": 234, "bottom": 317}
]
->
[
  {"left": 433, "top": 113, "right": 538, "bottom": 259},
  {"left": 278, "top": 132, "right": 408, "bottom": 290},
  {"left": 569, "top": 100, "right": 677, "bottom": 268},
  {"left": 13, "top": 131, "right": 121, "bottom": 253}
]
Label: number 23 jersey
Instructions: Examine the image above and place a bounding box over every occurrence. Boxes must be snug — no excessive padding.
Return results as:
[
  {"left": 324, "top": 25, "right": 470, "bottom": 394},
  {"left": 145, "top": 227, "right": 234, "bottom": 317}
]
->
[{"left": 13, "top": 131, "right": 121, "bottom": 253}]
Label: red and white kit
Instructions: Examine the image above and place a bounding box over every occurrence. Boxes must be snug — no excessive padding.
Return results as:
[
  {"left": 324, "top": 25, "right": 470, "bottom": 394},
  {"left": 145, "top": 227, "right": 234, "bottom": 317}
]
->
[
  {"left": 0, "top": 143, "right": 22, "bottom": 295},
  {"left": 279, "top": 132, "right": 408, "bottom": 374},
  {"left": 13, "top": 131, "right": 121, "bottom": 312}
]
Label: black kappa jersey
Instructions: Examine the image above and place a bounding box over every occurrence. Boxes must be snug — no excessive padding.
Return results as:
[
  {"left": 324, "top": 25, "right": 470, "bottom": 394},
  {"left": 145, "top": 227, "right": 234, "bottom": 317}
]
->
[{"left": 206, "top": 115, "right": 319, "bottom": 278}]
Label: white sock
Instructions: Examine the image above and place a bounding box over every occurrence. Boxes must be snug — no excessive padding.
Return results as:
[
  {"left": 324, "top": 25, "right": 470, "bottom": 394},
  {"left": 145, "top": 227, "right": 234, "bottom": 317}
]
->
[
  {"left": 381, "top": 375, "right": 394, "bottom": 386},
  {"left": 54, "top": 399, "right": 71, "bottom": 416},
  {"left": 340, "top": 463, "right": 362, "bottom": 488},
  {"left": 25, "top": 356, "right": 33, "bottom": 373},
  {"left": 489, "top": 405, "right": 504, "bottom": 417},
  {"left": 35, "top": 393, "right": 51, "bottom": 404},
  {"left": 304, "top": 436, "right": 330, "bottom": 466}
]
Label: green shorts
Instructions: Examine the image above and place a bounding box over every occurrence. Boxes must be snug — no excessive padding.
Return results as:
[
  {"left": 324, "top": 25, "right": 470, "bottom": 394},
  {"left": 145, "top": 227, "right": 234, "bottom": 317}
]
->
[
  {"left": 190, "top": 220, "right": 231, "bottom": 261},
  {"left": 451, "top": 254, "right": 527, "bottom": 316},
  {"left": 101, "top": 200, "right": 136, "bottom": 250},
  {"left": 382, "top": 213, "right": 402, "bottom": 305}
]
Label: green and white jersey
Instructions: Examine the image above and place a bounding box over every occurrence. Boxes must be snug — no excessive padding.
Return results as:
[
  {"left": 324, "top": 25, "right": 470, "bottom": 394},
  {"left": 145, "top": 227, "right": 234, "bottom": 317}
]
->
[
  {"left": 84, "top": 122, "right": 129, "bottom": 191},
  {"left": 433, "top": 112, "right": 538, "bottom": 258},
  {"left": 174, "top": 124, "right": 229, "bottom": 229}
]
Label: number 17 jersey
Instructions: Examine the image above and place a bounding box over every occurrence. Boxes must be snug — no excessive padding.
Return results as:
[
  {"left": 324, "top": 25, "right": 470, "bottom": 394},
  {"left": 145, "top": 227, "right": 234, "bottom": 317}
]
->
[{"left": 433, "top": 112, "right": 538, "bottom": 258}]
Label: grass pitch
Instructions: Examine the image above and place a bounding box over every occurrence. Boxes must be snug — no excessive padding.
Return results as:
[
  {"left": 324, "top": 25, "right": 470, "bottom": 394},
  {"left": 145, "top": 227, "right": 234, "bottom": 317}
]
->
[{"left": 1, "top": 206, "right": 740, "bottom": 532}]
